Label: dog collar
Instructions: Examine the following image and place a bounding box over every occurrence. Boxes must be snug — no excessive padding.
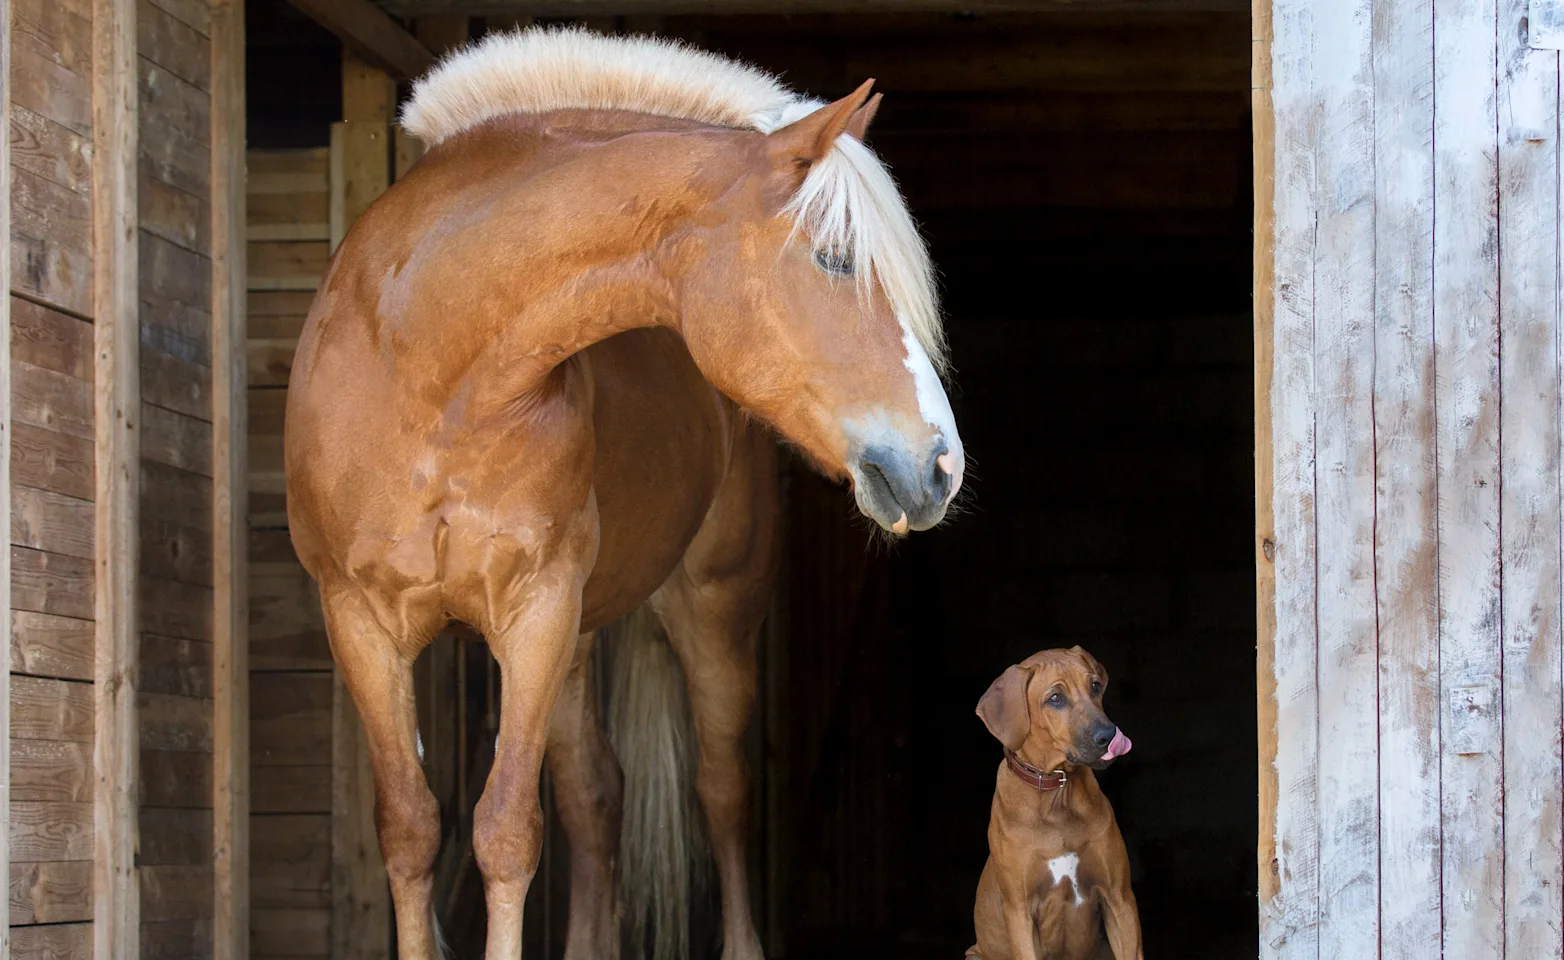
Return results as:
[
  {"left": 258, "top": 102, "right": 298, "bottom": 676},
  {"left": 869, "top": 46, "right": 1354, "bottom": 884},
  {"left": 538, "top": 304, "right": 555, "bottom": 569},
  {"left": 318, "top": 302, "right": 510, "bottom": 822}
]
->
[{"left": 1005, "top": 750, "right": 1067, "bottom": 792}]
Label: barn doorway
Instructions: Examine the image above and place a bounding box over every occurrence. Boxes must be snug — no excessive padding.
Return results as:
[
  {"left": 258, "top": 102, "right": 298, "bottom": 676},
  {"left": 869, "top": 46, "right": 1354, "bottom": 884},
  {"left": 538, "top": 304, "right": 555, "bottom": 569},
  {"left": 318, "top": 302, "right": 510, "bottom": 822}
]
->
[{"left": 245, "top": 5, "right": 1256, "bottom": 958}]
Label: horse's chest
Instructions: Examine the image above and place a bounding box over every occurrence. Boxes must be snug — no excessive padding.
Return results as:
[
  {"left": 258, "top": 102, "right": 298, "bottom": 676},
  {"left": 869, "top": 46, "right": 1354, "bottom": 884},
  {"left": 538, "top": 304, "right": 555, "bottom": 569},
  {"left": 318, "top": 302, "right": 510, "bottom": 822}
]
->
[{"left": 1030, "top": 851, "right": 1103, "bottom": 959}]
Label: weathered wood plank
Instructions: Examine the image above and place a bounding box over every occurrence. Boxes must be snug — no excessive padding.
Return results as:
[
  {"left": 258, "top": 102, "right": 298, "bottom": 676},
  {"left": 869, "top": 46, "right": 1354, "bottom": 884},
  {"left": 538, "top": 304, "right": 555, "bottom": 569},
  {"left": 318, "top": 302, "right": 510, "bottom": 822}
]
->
[
  {"left": 10, "top": 297, "right": 93, "bottom": 380},
  {"left": 10, "top": 0, "right": 93, "bottom": 137},
  {"left": 12, "top": 360, "right": 94, "bottom": 442},
  {"left": 247, "top": 241, "right": 330, "bottom": 290},
  {"left": 1261, "top": 0, "right": 1318, "bottom": 951},
  {"left": 246, "top": 190, "right": 330, "bottom": 242},
  {"left": 12, "top": 485, "right": 95, "bottom": 560},
  {"left": 1497, "top": 0, "right": 1564, "bottom": 952},
  {"left": 142, "top": 460, "right": 212, "bottom": 532},
  {"left": 141, "top": 513, "right": 215, "bottom": 587},
  {"left": 145, "top": 0, "right": 209, "bottom": 35},
  {"left": 12, "top": 422, "right": 94, "bottom": 502},
  {"left": 213, "top": 9, "right": 251, "bottom": 955},
  {"left": 13, "top": 545, "right": 95, "bottom": 621},
  {"left": 137, "top": 0, "right": 209, "bottom": 89},
  {"left": 140, "top": 863, "right": 214, "bottom": 921},
  {"left": 10, "top": 167, "right": 94, "bottom": 316},
  {"left": 139, "top": 57, "right": 210, "bottom": 199},
  {"left": 143, "top": 918, "right": 215, "bottom": 960},
  {"left": 140, "top": 166, "right": 210, "bottom": 255},
  {"left": 250, "top": 766, "right": 332, "bottom": 814},
  {"left": 142, "top": 402, "right": 213, "bottom": 476},
  {"left": 10, "top": 859, "right": 93, "bottom": 924},
  {"left": 140, "top": 807, "right": 214, "bottom": 865},
  {"left": 252, "top": 673, "right": 332, "bottom": 767},
  {"left": 10, "top": 801, "right": 94, "bottom": 862},
  {"left": 3, "top": 14, "right": 17, "bottom": 936},
  {"left": 141, "top": 748, "right": 212, "bottom": 808},
  {"left": 251, "top": 814, "right": 330, "bottom": 908},
  {"left": 250, "top": 566, "right": 330, "bottom": 670},
  {"left": 10, "top": 676, "right": 93, "bottom": 742},
  {"left": 138, "top": 692, "right": 213, "bottom": 753},
  {"left": 10, "top": 104, "right": 92, "bottom": 196},
  {"left": 140, "top": 575, "right": 214, "bottom": 643},
  {"left": 11, "top": 738, "right": 94, "bottom": 802},
  {"left": 248, "top": 340, "right": 298, "bottom": 387},
  {"left": 250, "top": 906, "right": 331, "bottom": 957},
  {"left": 12, "top": 611, "right": 94, "bottom": 681},
  {"left": 140, "top": 230, "right": 213, "bottom": 365},
  {"left": 141, "top": 634, "right": 213, "bottom": 698},
  {"left": 1432, "top": 0, "right": 1504, "bottom": 951},
  {"left": 93, "top": 0, "right": 144, "bottom": 948},
  {"left": 10, "top": 921, "right": 91, "bottom": 959},
  {"left": 286, "top": 0, "right": 435, "bottom": 78}
]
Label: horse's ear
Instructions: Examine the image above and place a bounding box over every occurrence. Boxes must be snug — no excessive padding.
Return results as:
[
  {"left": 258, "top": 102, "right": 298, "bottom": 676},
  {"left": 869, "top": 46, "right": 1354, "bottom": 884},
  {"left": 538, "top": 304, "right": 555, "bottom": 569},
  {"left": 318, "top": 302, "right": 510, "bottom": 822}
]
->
[
  {"left": 767, "top": 78, "right": 876, "bottom": 171},
  {"left": 845, "top": 92, "right": 882, "bottom": 142}
]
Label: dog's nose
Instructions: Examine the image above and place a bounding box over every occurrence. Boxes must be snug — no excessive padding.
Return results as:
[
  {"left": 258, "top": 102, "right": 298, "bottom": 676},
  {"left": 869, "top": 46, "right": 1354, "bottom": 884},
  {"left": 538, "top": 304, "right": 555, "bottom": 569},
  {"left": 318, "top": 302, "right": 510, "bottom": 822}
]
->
[{"left": 1091, "top": 722, "right": 1117, "bottom": 749}]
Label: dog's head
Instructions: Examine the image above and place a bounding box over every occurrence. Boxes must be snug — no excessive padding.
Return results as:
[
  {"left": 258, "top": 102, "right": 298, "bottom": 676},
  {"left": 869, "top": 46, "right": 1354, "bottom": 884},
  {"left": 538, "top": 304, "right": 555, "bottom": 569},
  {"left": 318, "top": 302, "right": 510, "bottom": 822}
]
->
[{"left": 975, "top": 646, "right": 1131, "bottom": 771}]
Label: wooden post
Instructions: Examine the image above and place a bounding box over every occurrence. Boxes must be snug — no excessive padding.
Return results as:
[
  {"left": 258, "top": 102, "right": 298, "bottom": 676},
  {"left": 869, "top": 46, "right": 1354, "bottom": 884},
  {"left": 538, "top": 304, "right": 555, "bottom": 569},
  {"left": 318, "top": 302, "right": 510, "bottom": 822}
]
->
[
  {"left": 212, "top": 1, "right": 251, "bottom": 957},
  {"left": 330, "top": 52, "right": 395, "bottom": 960},
  {"left": 0, "top": 0, "right": 12, "bottom": 946},
  {"left": 92, "top": 0, "right": 141, "bottom": 951}
]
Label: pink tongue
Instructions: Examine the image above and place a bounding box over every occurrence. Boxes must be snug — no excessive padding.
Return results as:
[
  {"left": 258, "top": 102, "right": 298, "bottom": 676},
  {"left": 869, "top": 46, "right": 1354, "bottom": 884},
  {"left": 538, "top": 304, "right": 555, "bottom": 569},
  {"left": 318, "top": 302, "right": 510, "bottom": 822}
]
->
[{"left": 1101, "top": 728, "right": 1132, "bottom": 761}]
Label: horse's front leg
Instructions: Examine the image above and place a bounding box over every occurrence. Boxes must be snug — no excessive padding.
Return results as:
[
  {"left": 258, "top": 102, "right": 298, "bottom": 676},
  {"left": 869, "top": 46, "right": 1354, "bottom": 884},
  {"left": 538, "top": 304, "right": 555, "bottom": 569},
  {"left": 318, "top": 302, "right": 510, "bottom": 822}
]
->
[{"left": 473, "top": 564, "right": 588, "bottom": 960}]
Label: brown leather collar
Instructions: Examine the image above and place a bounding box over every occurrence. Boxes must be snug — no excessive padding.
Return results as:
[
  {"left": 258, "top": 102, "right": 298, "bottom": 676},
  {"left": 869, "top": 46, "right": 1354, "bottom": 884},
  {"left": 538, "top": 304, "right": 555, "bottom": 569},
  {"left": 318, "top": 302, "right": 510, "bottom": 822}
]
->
[{"left": 1005, "top": 750, "right": 1068, "bottom": 792}]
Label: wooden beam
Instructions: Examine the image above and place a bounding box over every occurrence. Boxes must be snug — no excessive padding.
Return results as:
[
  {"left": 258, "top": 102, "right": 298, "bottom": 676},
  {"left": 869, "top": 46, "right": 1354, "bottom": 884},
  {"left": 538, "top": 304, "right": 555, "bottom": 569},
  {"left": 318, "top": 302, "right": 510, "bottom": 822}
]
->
[
  {"left": 330, "top": 56, "right": 394, "bottom": 960},
  {"left": 286, "top": 0, "right": 436, "bottom": 79},
  {"left": 211, "top": 1, "right": 250, "bottom": 958},
  {"left": 92, "top": 0, "right": 142, "bottom": 952},
  {"left": 0, "top": 0, "right": 12, "bottom": 946}
]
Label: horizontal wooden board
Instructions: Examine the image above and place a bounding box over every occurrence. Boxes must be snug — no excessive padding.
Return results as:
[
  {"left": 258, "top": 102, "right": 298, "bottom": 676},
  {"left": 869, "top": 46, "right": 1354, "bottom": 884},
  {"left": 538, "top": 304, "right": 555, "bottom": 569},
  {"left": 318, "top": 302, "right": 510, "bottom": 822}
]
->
[
  {"left": 140, "top": 807, "right": 214, "bottom": 865},
  {"left": 140, "top": 166, "right": 210, "bottom": 255},
  {"left": 141, "top": 863, "right": 214, "bottom": 921},
  {"left": 141, "top": 575, "right": 214, "bottom": 643},
  {"left": 141, "top": 514, "right": 214, "bottom": 587},
  {"left": 140, "top": 748, "right": 212, "bottom": 808},
  {"left": 11, "top": 167, "right": 93, "bottom": 316},
  {"left": 138, "top": 692, "right": 213, "bottom": 753},
  {"left": 247, "top": 290, "right": 314, "bottom": 328},
  {"left": 248, "top": 241, "right": 330, "bottom": 291},
  {"left": 142, "top": 346, "right": 212, "bottom": 421},
  {"left": 251, "top": 568, "right": 330, "bottom": 671},
  {"left": 250, "top": 907, "right": 331, "bottom": 957},
  {"left": 248, "top": 340, "right": 297, "bottom": 387},
  {"left": 11, "top": 738, "right": 93, "bottom": 802},
  {"left": 248, "top": 432, "right": 282, "bottom": 480},
  {"left": 10, "top": 859, "right": 93, "bottom": 924},
  {"left": 250, "top": 765, "right": 332, "bottom": 814},
  {"left": 248, "top": 388, "right": 287, "bottom": 437},
  {"left": 145, "top": 0, "right": 210, "bottom": 34},
  {"left": 12, "top": 485, "right": 94, "bottom": 560},
  {"left": 10, "top": 0, "right": 92, "bottom": 137},
  {"left": 141, "top": 634, "right": 213, "bottom": 698},
  {"left": 247, "top": 190, "right": 330, "bottom": 242},
  {"left": 10, "top": 104, "right": 91, "bottom": 196},
  {"left": 137, "top": 0, "right": 210, "bottom": 90},
  {"left": 248, "top": 148, "right": 329, "bottom": 179},
  {"left": 12, "top": 359, "right": 93, "bottom": 441},
  {"left": 252, "top": 673, "right": 332, "bottom": 766},
  {"left": 13, "top": 422, "right": 94, "bottom": 501},
  {"left": 11, "top": 676, "right": 93, "bottom": 742},
  {"left": 12, "top": 545, "right": 94, "bottom": 620},
  {"left": 142, "top": 402, "right": 212, "bottom": 476},
  {"left": 139, "top": 230, "right": 212, "bottom": 365},
  {"left": 9, "top": 800, "right": 93, "bottom": 861},
  {"left": 139, "top": 58, "right": 211, "bottom": 199},
  {"left": 10, "top": 921, "right": 92, "bottom": 959},
  {"left": 12, "top": 610, "right": 94, "bottom": 681},
  {"left": 10, "top": 296, "right": 92, "bottom": 379},
  {"left": 251, "top": 814, "right": 330, "bottom": 908},
  {"left": 142, "top": 460, "right": 212, "bottom": 532},
  {"left": 143, "top": 918, "right": 214, "bottom": 960}
]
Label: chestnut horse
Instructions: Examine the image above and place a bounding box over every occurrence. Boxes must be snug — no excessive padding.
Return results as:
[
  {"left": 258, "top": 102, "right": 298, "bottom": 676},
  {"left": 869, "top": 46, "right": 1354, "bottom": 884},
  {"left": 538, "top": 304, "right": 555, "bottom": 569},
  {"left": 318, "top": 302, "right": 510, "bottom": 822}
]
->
[{"left": 285, "top": 28, "right": 963, "bottom": 960}]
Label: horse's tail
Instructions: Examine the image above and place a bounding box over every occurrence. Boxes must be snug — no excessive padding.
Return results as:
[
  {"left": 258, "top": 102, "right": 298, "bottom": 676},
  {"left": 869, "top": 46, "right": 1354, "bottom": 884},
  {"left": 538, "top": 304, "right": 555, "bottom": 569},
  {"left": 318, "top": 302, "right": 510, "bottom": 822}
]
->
[{"left": 604, "top": 604, "right": 707, "bottom": 960}]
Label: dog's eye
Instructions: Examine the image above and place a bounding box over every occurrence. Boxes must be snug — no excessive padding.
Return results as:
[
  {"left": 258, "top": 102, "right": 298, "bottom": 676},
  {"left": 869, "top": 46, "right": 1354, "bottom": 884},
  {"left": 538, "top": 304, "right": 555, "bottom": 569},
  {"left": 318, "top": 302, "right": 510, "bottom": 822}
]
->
[
  {"left": 813, "top": 248, "right": 854, "bottom": 277},
  {"left": 1046, "top": 692, "right": 1066, "bottom": 707},
  {"left": 1090, "top": 679, "right": 1103, "bottom": 696}
]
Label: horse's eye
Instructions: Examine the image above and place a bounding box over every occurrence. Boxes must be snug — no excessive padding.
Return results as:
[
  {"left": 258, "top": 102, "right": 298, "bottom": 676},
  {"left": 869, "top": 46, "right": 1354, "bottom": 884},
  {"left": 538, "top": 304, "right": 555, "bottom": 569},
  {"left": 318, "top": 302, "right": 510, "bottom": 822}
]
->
[
  {"left": 813, "top": 248, "right": 854, "bottom": 277},
  {"left": 1046, "top": 692, "right": 1066, "bottom": 707}
]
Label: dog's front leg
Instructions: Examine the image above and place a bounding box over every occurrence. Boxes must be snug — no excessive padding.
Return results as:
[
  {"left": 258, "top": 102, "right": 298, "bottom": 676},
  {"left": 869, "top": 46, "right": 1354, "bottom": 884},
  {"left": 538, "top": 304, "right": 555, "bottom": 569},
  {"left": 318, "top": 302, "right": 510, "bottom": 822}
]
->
[
  {"left": 1100, "top": 882, "right": 1143, "bottom": 960},
  {"left": 996, "top": 873, "right": 1042, "bottom": 960}
]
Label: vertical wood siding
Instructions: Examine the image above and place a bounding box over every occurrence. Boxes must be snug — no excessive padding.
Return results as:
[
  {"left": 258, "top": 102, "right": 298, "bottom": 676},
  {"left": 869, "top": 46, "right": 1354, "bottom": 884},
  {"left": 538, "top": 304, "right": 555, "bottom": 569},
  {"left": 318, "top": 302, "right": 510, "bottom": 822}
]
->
[{"left": 1259, "top": 0, "right": 1564, "bottom": 953}]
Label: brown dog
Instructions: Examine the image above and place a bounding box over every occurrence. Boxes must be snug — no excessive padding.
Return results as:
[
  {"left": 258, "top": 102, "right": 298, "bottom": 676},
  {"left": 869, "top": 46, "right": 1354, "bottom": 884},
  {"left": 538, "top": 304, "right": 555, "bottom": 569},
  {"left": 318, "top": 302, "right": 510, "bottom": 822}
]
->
[{"left": 968, "top": 647, "right": 1143, "bottom": 960}]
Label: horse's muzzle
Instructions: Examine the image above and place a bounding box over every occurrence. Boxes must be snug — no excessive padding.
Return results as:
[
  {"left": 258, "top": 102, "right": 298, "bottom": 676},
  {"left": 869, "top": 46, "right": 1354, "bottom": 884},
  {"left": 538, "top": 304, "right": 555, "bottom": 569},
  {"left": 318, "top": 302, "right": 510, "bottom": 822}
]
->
[{"left": 850, "top": 441, "right": 955, "bottom": 534}]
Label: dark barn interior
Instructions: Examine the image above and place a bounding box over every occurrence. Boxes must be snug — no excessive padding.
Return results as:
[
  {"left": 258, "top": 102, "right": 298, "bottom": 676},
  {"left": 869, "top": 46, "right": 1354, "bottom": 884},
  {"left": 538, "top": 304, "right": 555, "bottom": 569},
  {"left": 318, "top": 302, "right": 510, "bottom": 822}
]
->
[{"left": 247, "top": 4, "right": 1256, "bottom": 957}]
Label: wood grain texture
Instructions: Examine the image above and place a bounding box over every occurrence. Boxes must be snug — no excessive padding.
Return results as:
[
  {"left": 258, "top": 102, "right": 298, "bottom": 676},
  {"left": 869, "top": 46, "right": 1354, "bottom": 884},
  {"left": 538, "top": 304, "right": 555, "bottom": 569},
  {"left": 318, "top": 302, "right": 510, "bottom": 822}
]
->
[
  {"left": 12, "top": 738, "right": 94, "bottom": 803},
  {"left": 4, "top": 7, "right": 18, "bottom": 937},
  {"left": 10, "top": 922, "right": 91, "bottom": 960},
  {"left": 11, "top": 859, "right": 93, "bottom": 924},
  {"left": 13, "top": 422, "right": 95, "bottom": 501},
  {"left": 212, "top": 4, "right": 251, "bottom": 955},
  {"left": 12, "top": 611, "right": 95, "bottom": 681},
  {"left": 93, "top": 0, "right": 144, "bottom": 950},
  {"left": 10, "top": 801, "right": 94, "bottom": 862},
  {"left": 1497, "top": 0, "right": 1564, "bottom": 953},
  {"left": 1262, "top": 0, "right": 1319, "bottom": 950},
  {"left": 13, "top": 546, "right": 95, "bottom": 621},
  {"left": 13, "top": 485, "right": 95, "bottom": 560},
  {"left": 1433, "top": 0, "right": 1504, "bottom": 951}
]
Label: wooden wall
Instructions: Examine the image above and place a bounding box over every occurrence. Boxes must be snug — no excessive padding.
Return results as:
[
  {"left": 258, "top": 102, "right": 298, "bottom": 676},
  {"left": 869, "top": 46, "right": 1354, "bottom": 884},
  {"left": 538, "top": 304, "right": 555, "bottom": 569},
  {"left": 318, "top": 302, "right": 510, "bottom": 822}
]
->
[
  {"left": 1257, "top": 0, "right": 1564, "bottom": 954},
  {"left": 245, "top": 145, "right": 334, "bottom": 960},
  {"left": 7, "top": 0, "right": 245, "bottom": 953}
]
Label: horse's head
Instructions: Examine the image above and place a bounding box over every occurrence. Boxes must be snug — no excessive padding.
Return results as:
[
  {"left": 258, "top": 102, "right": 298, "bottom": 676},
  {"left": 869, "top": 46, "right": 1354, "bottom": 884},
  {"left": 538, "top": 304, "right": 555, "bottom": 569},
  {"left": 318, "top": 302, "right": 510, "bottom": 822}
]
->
[{"left": 674, "top": 81, "right": 964, "bottom": 534}]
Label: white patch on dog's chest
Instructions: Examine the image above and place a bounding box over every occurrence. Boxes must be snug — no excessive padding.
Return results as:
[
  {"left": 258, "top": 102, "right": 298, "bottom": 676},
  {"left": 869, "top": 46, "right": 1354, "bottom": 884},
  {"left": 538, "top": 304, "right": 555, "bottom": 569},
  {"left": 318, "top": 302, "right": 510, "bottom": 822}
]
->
[{"left": 1046, "top": 853, "right": 1086, "bottom": 907}]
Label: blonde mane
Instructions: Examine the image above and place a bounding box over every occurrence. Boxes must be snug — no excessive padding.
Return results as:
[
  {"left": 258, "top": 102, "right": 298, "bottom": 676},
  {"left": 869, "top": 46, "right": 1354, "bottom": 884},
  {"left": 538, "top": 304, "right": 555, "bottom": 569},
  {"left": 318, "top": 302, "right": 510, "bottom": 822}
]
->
[{"left": 401, "top": 26, "right": 947, "bottom": 371}]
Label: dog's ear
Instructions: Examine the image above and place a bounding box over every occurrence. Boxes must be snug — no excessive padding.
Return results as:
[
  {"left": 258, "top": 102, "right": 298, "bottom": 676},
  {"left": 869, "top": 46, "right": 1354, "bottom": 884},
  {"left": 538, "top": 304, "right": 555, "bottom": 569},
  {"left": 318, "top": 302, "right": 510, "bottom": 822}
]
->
[{"left": 977, "top": 664, "right": 1035, "bottom": 750}]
